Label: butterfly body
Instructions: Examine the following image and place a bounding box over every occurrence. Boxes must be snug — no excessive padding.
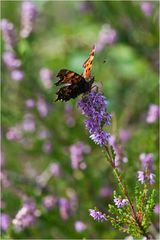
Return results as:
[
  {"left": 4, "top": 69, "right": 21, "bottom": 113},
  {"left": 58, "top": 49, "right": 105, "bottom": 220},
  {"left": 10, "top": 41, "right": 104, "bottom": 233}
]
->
[{"left": 55, "top": 45, "right": 95, "bottom": 102}]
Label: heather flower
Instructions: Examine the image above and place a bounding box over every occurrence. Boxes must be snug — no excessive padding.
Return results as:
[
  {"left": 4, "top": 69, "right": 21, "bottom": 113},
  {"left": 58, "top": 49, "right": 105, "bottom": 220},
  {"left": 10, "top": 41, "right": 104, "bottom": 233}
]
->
[
  {"left": 37, "top": 96, "right": 48, "bottom": 117},
  {"left": 12, "top": 200, "right": 38, "bottom": 229},
  {"left": 99, "top": 186, "right": 113, "bottom": 198},
  {"left": 6, "top": 126, "right": 22, "bottom": 141},
  {"left": 37, "top": 127, "right": 50, "bottom": 139},
  {"left": 59, "top": 198, "right": 71, "bottom": 220},
  {"left": 0, "top": 213, "right": 10, "bottom": 231},
  {"left": 11, "top": 69, "right": 24, "bottom": 81},
  {"left": 137, "top": 153, "right": 155, "bottom": 185},
  {"left": 114, "top": 197, "right": 128, "bottom": 208},
  {"left": 154, "top": 203, "right": 160, "bottom": 215},
  {"left": 69, "top": 142, "right": 90, "bottom": 170},
  {"left": 42, "top": 141, "right": 52, "bottom": 154},
  {"left": 22, "top": 114, "right": 36, "bottom": 132},
  {"left": 50, "top": 162, "right": 61, "bottom": 177},
  {"left": 0, "top": 19, "right": 16, "bottom": 50},
  {"left": 74, "top": 220, "right": 86, "bottom": 232},
  {"left": 119, "top": 129, "right": 131, "bottom": 143},
  {"left": 78, "top": 91, "right": 111, "bottom": 146},
  {"left": 3, "top": 51, "right": 21, "bottom": 69},
  {"left": 39, "top": 68, "right": 53, "bottom": 89},
  {"left": 89, "top": 208, "right": 107, "bottom": 222},
  {"left": 25, "top": 99, "right": 35, "bottom": 108},
  {"left": 139, "top": 153, "right": 154, "bottom": 171},
  {"left": 96, "top": 24, "right": 117, "bottom": 52},
  {"left": 43, "top": 195, "right": 57, "bottom": 210},
  {"left": 20, "top": 1, "right": 38, "bottom": 38},
  {"left": 64, "top": 103, "right": 75, "bottom": 127},
  {"left": 146, "top": 104, "right": 160, "bottom": 123},
  {"left": 108, "top": 135, "right": 128, "bottom": 167},
  {"left": 141, "top": 2, "right": 153, "bottom": 16}
]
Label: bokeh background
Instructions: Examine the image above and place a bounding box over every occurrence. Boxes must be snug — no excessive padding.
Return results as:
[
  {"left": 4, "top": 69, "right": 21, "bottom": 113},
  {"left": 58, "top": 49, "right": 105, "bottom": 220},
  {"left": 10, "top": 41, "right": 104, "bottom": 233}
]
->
[{"left": 1, "top": 1, "right": 159, "bottom": 239}]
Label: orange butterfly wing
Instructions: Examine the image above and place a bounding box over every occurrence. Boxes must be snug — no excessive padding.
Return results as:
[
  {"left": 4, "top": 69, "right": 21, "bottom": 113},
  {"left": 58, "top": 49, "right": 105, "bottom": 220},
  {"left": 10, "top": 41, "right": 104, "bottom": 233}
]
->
[
  {"left": 55, "top": 69, "right": 84, "bottom": 86},
  {"left": 82, "top": 45, "right": 95, "bottom": 80}
]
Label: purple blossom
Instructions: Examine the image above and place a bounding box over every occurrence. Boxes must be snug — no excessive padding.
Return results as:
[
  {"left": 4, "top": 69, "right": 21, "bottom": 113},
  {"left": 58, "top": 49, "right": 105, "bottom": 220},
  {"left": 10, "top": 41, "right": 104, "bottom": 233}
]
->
[
  {"left": 6, "top": 126, "right": 22, "bottom": 141},
  {"left": 11, "top": 69, "right": 24, "bottom": 81},
  {"left": 154, "top": 203, "right": 160, "bottom": 215},
  {"left": 64, "top": 103, "right": 75, "bottom": 127},
  {"left": 3, "top": 51, "right": 21, "bottom": 69},
  {"left": 114, "top": 197, "right": 128, "bottom": 208},
  {"left": 74, "top": 220, "right": 86, "bottom": 232},
  {"left": 138, "top": 153, "right": 155, "bottom": 185},
  {"left": 0, "top": 19, "right": 16, "bottom": 50},
  {"left": 12, "top": 200, "right": 39, "bottom": 229},
  {"left": 141, "top": 2, "right": 153, "bottom": 16},
  {"left": 78, "top": 91, "right": 111, "bottom": 146},
  {"left": 99, "top": 186, "right": 113, "bottom": 198},
  {"left": 0, "top": 213, "right": 10, "bottom": 231},
  {"left": 39, "top": 68, "right": 53, "bottom": 89},
  {"left": 20, "top": 1, "right": 38, "bottom": 38},
  {"left": 59, "top": 198, "right": 71, "bottom": 220},
  {"left": 119, "top": 129, "right": 131, "bottom": 143},
  {"left": 146, "top": 104, "right": 160, "bottom": 123},
  {"left": 96, "top": 24, "right": 117, "bottom": 52},
  {"left": 42, "top": 141, "right": 52, "bottom": 154},
  {"left": 69, "top": 142, "right": 90, "bottom": 170},
  {"left": 22, "top": 114, "right": 36, "bottom": 132},
  {"left": 37, "top": 127, "right": 50, "bottom": 139},
  {"left": 43, "top": 195, "right": 57, "bottom": 210},
  {"left": 50, "top": 162, "right": 61, "bottom": 177},
  {"left": 89, "top": 208, "right": 107, "bottom": 222},
  {"left": 37, "top": 96, "right": 48, "bottom": 117},
  {"left": 108, "top": 135, "right": 128, "bottom": 167},
  {"left": 25, "top": 99, "right": 35, "bottom": 108},
  {"left": 139, "top": 153, "right": 154, "bottom": 171}
]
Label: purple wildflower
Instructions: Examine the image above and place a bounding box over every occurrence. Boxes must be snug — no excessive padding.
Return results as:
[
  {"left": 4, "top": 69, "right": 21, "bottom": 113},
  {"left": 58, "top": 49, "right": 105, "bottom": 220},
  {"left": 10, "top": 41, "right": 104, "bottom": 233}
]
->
[
  {"left": 146, "top": 104, "right": 160, "bottom": 123},
  {"left": 43, "top": 195, "right": 57, "bottom": 210},
  {"left": 0, "top": 19, "right": 16, "bottom": 50},
  {"left": 37, "top": 127, "right": 50, "bottom": 139},
  {"left": 6, "top": 126, "right": 22, "bottom": 141},
  {"left": 108, "top": 135, "right": 128, "bottom": 167},
  {"left": 11, "top": 69, "right": 24, "bottom": 81},
  {"left": 141, "top": 2, "right": 153, "bottom": 16},
  {"left": 139, "top": 153, "right": 154, "bottom": 171},
  {"left": 50, "top": 162, "right": 61, "bottom": 177},
  {"left": 138, "top": 153, "right": 155, "bottom": 185},
  {"left": 39, "top": 68, "right": 53, "bottom": 89},
  {"left": 154, "top": 203, "right": 160, "bottom": 215},
  {"left": 37, "top": 96, "right": 48, "bottom": 117},
  {"left": 20, "top": 1, "right": 38, "bottom": 38},
  {"left": 0, "top": 213, "right": 10, "bottom": 231},
  {"left": 114, "top": 197, "right": 128, "bottom": 208},
  {"left": 3, "top": 51, "right": 21, "bottom": 69},
  {"left": 74, "top": 220, "right": 86, "bottom": 232},
  {"left": 69, "top": 142, "right": 90, "bottom": 170},
  {"left": 99, "top": 186, "right": 113, "bottom": 198},
  {"left": 64, "top": 103, "right": 75, "bottom": 127},
  {"left": 78, "top": 91, "right": 111, "bottom": 146},
  {"left": 42, "top": 141, "right": 52, "bottom": 154},
  {"left": 89, "top": 208, "right": 107, "bottom": 222},
  {"left": 25, "top": 99, "right": 35, "bottom": 108},
  {"left": 22, "top": 114, "right": 36, "bottom": 132},
  {"left": 12, "top": 200, "right": 39, "bottom": 229},
  {"left": 119, "top": 129, "right": 131, "bottom": 143},
  {"left": 96, "top": 24, "right": 117, "bottom": 52},
  {"left": 59, "top": 198, "right": 71, "bottom": 220}
]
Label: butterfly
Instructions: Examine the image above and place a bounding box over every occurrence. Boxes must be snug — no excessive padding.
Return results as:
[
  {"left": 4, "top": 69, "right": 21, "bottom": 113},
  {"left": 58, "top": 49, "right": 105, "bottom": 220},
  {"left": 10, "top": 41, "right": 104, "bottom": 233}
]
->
[{"left": 55, "top": 45, "right": 95, "bottom": 102}]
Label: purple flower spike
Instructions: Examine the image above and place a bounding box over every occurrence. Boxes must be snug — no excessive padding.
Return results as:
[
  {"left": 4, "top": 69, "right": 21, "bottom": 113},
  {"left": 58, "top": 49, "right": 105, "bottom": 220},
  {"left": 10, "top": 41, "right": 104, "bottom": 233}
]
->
[
  {"left": 0, "top": 213, "right": 10, "bottom": 231},
  {"left": 146, "top": 104, "right": 160, "bottom": 123},
  {"left": 78, "top": 91, "right": 111, "bottom": 146},
  {"left": 114, "top": 197, "right": 128, "bottom": 208},
  {"left": 20, "top": 1, "right": 38, "bottom": 38},
  {"left": 0, "top": 19, "right": 16, "bottom": 50},
  {"left": 75, "top": 220, "right": 86, "bottom": 232},
  {"left": 89, "top": 208, "right": 107, "bottom": 222}
]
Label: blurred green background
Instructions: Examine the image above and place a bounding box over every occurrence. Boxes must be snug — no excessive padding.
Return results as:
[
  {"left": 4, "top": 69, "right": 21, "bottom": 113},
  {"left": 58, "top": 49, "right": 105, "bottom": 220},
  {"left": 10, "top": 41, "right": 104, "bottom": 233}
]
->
[{"left": 1, "top": 1, "right": 159, "bottom": 239}]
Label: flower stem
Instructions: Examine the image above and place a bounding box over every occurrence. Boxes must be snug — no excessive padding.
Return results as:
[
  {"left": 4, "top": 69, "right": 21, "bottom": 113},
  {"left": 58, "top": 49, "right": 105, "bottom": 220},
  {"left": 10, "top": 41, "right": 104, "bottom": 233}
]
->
[{"left": 104, "top": 143, "right": 152, "bottom": 239}]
